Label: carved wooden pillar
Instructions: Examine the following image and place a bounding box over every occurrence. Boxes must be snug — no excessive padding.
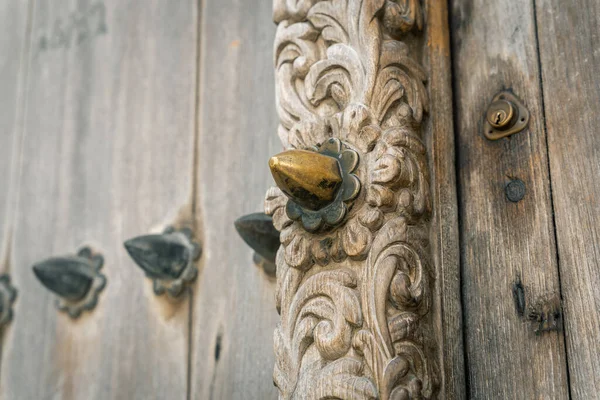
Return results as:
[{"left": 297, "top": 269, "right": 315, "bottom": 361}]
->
[{"left": 265, "top": 1, "right": 462, "bottom": 398}]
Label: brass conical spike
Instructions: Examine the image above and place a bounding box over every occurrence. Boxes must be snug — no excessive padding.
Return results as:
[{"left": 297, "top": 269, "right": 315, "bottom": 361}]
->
[{"left": 269, "top": 150, "right": 343, "bottom": 211}]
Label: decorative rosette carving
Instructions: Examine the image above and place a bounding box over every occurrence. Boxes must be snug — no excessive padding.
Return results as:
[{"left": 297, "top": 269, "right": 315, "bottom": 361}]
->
[{"left": 267, "top": 0, "right": 437, "bottom": 399}]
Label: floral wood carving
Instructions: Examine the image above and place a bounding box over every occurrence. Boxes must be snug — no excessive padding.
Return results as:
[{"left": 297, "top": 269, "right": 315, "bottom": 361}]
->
[{"left": 266, "top": 0, "right": 437, "bottom": 399}]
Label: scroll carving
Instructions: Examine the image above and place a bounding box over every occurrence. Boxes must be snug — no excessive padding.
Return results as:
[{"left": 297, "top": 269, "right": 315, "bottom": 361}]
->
[{"left": 266, "top": 0, "right": 437, "bottom": 398}]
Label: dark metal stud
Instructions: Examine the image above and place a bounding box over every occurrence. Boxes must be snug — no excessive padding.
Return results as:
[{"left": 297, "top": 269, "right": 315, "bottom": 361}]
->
[
  {"left": 234, "top": 213, "right": 280, "bottom": 277},
  {"left": 32, "top": 247, "right": 106, "bottom": 319},
  {"left": 0, "top": 274, "right": 17, "bottom": 329},
  {"left": 505, "top": 178, "right": 526, "bottom": 203},
  {"left": 124, "top": 227, "right": 201, "bottom": 297}
]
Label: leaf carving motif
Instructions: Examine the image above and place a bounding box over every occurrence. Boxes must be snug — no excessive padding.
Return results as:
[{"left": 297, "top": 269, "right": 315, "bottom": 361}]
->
[{"left": 267, "top": 0, "right": 437, "bottom": 398}]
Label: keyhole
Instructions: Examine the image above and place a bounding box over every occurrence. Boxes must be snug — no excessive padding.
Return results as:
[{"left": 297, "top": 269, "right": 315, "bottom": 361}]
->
[
  {"left": 488, "top": 106, "right": 511, "bottom": 129},
  {"left": 495, "top": 111, "right": 503, "bottom": 124},
  {"left": 485, "top": 94, "right": 527, "bottom": 138}
]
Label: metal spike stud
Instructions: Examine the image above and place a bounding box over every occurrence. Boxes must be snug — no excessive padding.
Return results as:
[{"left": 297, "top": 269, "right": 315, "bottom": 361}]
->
[
  {"left": 32, "top": 247, "right": 106, "bottom": 319},
  {"left": 269, "top": 149, "right": 343, "bottom": 211},
  {"left": 124, "top": 227, "right": 201, "bottom": 297},
  {"left": 234, "top": 213, "right": 280, "bottom": 277},
  {"left": 0, "top": 274, "right": 17, "bottom": 329}
]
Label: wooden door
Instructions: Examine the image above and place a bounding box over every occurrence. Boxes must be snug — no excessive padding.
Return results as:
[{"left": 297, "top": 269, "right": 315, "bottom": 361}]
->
[
  {"left": 0, "top": 1, "right": 597, "bottom": 399},
  {"left": 451, "top": 0, "right": 600, "bottom": 398},
  {"left": 0, "top": 1, "right": 279, "bottom": 399}
]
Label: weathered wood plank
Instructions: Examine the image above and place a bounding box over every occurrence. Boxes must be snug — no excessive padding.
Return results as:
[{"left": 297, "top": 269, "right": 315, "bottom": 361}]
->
[
  {"left": 450, "top": 0, "right": 570, "bottom": 398},
  {"left": 189, "top": 0, "right": 280, "bottom": 399},
  {"left": 0, "top": 0, "right": 31, "bottom": 269},
  {"left": 424, "top": 2, "right": 466, "bottom": 398},
  {"left": 535, "top": 1, "right": 600, "bottom": 397},
  {"left": 0, "top": 1, "right": 198, "bottom": 399},
  {"left": 0, "top": 0, "right": 32, "bottom": 368}
]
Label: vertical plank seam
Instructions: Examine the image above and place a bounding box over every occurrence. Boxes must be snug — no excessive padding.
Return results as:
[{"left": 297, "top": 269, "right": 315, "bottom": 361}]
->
[
  {"left": 188, "top": 0, "right": 207, "bottom": 398},
  {"left": 186, "top": 289, "right": 195, "bottom": 400},
  {"left": 531, "top": 0, "right": 573, "bottom": 397},
  {"left": 447, "top": 0, "right": 472, "bottom": 397},
  {"left": 430, "top": 2, "right": 468, "bottom": 398},
  {"left": 190, "top": 0, "right": 203, "bottom": 219},
  {"left": 0, "top": 0, "right": 37, "bottom": 384}
]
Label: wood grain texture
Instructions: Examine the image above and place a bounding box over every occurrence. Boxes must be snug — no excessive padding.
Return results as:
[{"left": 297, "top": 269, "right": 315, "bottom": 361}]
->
[
  {"left": 450, "top": 0, "right": 570, "bottom": 398},
  {"left": 0, "top": 1, "right": 198, "bottom": 399},
  {"left": 0, "top": 0, "right": 31, "bottom": 271},
  {"left": 267, "top": 0, "right": 444, "bottom": 398},
  {"left": 0, "top": 0, "right": 32, "bottom": 375},
  {"left": 423, "top": 1, "right": 466, "bottom": 398},
  {"left": 535, "top": 1, "right": 600, "bottom": 397},
  {"left": 189, "top": 0, "right": 281, "bottom": 398}
]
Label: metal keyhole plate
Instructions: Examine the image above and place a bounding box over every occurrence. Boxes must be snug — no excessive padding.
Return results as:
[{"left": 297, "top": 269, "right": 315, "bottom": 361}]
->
[{"left": 483, "top": 91, "right": 529, "bottom": 140}]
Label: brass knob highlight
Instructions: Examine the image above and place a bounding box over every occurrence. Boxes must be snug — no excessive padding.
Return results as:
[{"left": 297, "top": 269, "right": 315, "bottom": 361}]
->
[
  {"left": 268, "top": 138, "right": 361, "bottom": 232},
  {"left": 269, "top": 149, "right": 343, "bottom": 211}
]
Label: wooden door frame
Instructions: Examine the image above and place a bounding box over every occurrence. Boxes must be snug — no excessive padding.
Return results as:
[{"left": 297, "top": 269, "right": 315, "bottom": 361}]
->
[{"left": 266, "top": 1, "right": 463, "bottom": 398}]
